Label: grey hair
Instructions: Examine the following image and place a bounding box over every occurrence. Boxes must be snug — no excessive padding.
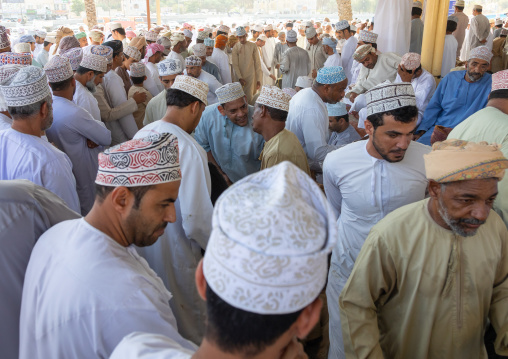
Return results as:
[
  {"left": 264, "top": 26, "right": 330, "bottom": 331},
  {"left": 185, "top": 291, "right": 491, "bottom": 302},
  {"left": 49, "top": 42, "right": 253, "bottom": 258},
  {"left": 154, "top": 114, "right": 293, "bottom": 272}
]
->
[{"left": 8, "top": 94, "right": 53, "bottom": 119}]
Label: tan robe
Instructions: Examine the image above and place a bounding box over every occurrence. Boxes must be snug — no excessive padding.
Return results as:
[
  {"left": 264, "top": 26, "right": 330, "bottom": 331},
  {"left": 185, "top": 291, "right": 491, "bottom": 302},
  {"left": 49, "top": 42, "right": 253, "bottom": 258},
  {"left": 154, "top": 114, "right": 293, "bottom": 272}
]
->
[
  {"left": 232, "top": 41, "right": 262, "bottom": 105},
  {"left": 340, "top": 198, "right": 508, "bottom": 359},
  {"left": 491, "top": 37, "right": 507, "bottom": 73},
  {"left": 469, "top": 14, "right": 491, "bottom": 50},
  {"left": 259, "top": 129, "right": 310, "bottom": 175},
  {"left": 128, "top": 85, "right": 153, "bottom": 129},
  {"left": 453, "top": 11, "right": 470, "bottom": 57}
]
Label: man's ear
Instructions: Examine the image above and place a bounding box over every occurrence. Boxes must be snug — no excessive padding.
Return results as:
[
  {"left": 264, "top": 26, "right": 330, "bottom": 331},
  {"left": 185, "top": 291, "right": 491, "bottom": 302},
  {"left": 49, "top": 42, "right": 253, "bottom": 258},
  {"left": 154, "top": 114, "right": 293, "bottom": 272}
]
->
[
  {"left": 293, "top": 297, "right": 323, "bottom": 339},
  {"left": 195, "top": 259, "right": 207, "bottom": 301},
  {"left": 217, "top": 105, "right": 226, "bottom": 116},
  {"left": 40, "top": 100, "right": 50, "bottom": 119},
  {"left": 364, "top": 118, "right": 374, "bottom": 137},
  {"left": 428, "top": 179, "right": 442, "bottom": 199},
  {"left": 109, "top": 186, "right": 135, "bottom": 216}
]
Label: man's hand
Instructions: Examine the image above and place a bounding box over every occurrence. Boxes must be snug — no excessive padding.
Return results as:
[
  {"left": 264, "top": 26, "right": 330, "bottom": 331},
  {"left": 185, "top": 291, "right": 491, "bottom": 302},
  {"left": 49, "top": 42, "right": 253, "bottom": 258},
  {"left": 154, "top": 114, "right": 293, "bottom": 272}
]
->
[
  {"left": 398, "top": 64, "right": 413, "bottom": 83},
  {"left": 281, "top": 337, "right": 307, "bottom": 359},
  {"left": 276, "top": 64, "right": 280, "bottom": 69},
  {"left": 239, "top": 78, "right": 247, "bottom": 86},
  {"left": 87, "top": 139, "right": 99, "bottom": 148},
  {"left": 256, "top": 81, "right": 261, "bottom": 90},
  {"left": 270, "top": 74, "right": 276, "bottom": 81},
  {"left": 221, "top": 171, "right": 233, "bottom": 186},
  {"left": 350, "top": 111, "right": 359, "bottom": 119},
  {"left": 268, "top": 67, "right": 271, "bottom": 71},
  {"left": 413, "top": 130, "right": 425, "bottom": 141},
  {"left": 132, "top": 91, "right": 147, "bottom": 104},
  {"left": 480, "top": 39, "right": 487, "bottom": 44},
  {"left": 311, "top": 69, "right": 317, "bottom": 78},
  {"left": 349, "top": 92, "right": 359, "bottom": 102}
]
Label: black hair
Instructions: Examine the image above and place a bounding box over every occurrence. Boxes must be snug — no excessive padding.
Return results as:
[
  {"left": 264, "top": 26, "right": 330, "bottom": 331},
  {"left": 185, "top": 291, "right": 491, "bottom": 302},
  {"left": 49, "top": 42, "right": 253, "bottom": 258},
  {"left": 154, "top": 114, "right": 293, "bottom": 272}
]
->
[
  {"left": 405, "top": 65, "right": 422, "bottom": 74},
  {"left": 49, "top": 76, "right": 73, "bottom": 91},
  {"left": 255, "top": 103, "right": 288, "bottom": 121},
  {"left": 412, "top": 7, "right": 423, "bottom": 16},
  {"left": 455, "top": 5, "right": 464, "bottom": 10},
  {"left": 43, "top": 41, "right": 51, "bottom": 47},
  {"left": 489, "top": 89, "right": 508, "bottom": 100},
  {"left": 166, "top": 88, "right": 203, "bottom": 107},
  {"left": 112, "top": 27, "right": 126, "bottom": 36},
  {"left": 76, "top": 66, "right": 102, "bottom": 75},
  {"left": 366, "top": 105, "right": 418, "bottom": 130},
  {"left": 446, "top": 20, "right": 458, "bottom": 33},
  {"left": 333, "top": 114, "right": 349, "bottom": 123},
  {"left": 496, "top": 24, "right": 503, "bottom": 28},
  {"left": 123, "top": 53, "right": 131, "bottom": 60},
  {"left": 286, "top": 22, "right": 293, "bottom": 28},
  {"left": 204, "top": 285, "right": 302, "bottom": 356},
  {"left": 216, "top": 31, "right": 228, "bottom": 36},
  {"left": 130, "top": 76, "right": 145, "bottom": 84},
  {"left": 476, "top": 8, "right": 482, "bottom": 13},
  {"left": 363, "top": 41, "right": 378, "bottom": 49},
  {"left": 251, "top": 30, "right": 259, "bottom": 35},
  {"left": 95, "top": 183, "right": 155, "bottom": 209}
]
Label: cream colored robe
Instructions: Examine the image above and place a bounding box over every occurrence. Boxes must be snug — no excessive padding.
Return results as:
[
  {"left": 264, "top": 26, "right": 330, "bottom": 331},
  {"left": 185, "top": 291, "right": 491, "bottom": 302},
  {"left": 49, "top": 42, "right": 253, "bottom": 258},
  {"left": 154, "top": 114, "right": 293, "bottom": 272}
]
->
[{"left": 232, "top": 41, "right": 262, "bottom": 105}]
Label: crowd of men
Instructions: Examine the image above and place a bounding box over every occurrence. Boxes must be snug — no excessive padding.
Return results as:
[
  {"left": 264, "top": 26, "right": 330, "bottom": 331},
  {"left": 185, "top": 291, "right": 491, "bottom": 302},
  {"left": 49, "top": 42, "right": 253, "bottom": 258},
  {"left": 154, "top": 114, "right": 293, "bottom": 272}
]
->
[{"left": 2, "top": 2, "right": 508, "bottom": 358}]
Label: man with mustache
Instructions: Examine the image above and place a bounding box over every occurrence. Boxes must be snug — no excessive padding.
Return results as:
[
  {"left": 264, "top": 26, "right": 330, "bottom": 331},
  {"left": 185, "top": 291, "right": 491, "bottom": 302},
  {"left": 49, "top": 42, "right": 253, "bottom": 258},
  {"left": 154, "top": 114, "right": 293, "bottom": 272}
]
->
[
  {"left": 134, "top": 75, "right": 213, "bottom": 345},
  {"left": 340, "top": 139, "right": 508, "bottom": 358},
  {"left": 323, "top": 82, "right": 431, "bottom": 359},
  {"left": 19, "top": 133, "right": 196, "bottom": 359},
  {"left": 414, "top": 46, "right": 492, "bottom": 146}
]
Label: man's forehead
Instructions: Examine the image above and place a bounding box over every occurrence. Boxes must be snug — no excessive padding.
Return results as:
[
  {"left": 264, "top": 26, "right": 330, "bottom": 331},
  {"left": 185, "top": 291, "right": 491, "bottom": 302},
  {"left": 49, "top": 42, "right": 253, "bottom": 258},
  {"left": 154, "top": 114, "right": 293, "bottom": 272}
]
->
[
  {"left": 469, "top": 58, "right": 489, "bottom": 65},
  {"left": 224, "top": 97, "right": 246, "bottom": 110}
]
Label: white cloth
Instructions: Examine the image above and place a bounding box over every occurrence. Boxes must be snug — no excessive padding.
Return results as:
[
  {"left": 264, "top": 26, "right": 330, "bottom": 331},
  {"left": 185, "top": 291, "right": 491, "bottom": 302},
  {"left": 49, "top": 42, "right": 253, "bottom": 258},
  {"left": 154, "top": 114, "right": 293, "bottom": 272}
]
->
[
  {"left": 183, "top": 70, "right": 221, "bottom": 105},
  {"left": 375, "top": 0, "right": 412, "bottom": 55},
  {"left": 349, "top": 59, "right": 362, "bottom": 86},
  {"left": 441, "top": 34, "right": 458, "bottom": 78},
  {"left": 0, "top": 113, "right": 12, "bottom": 131},
  {"left": 46, "top": 96, "right": 111, "bottom": 215},
  {"left": 258, "top": 46, "right": 274, "bottom": 85},
  {"left": 297, "top": 35, "right": 307, "bottom": 49},
  {"left": 134, "top": 121, "right": 213, "bottom": 345},
  {"left": 460, "top": 28, "right": 471, "bottom": 62},
  {"left": 34, "top": 49, "right": 49, "bottom": 67},
  {"left": 33, "top": 43, "right": 43, "bottom": 57},
  {"left": 103, "top": 70, "right": 139, "bottom": 145},
  {"left": 324, "top": 52, "right": 342, "bottom": 68},
  {"left": 394, "top": 69, "right": 436, "bottom": 125},
  {"left": 280, "top": 46, "right": 311, "bottom": 89},
  {"left": 262, "top": 37, "right": 276, "bottom": 78},
  {"left": 341, "top": 36, "right": 359, "bottom": 85},
  {"left": 73, "top": 80, "right": 101, "bottom": 123},
  {"left": 286, "top": 88, "right": 338, "bottom": 171},
  {"left": 111, "top": 332, "right": 194, "bottom": 359},
  {"left": 0, "top": 128, "right": 80, "bottom": 212},
  {"left": 211, "top": 47, "right": 232, "bottom": 84},
  {"left": 486, "top": 31, "right": 494, "bottom": 52},
  {"left": 323, "top": 140, "right": 430, "bottom": 359},
  {"left": 328, "top": 124, "right": 361, "bottom": 147},
  {"left": 19, "top": 218, "right": 196, "bottom": 359},
  {"left": 145, "top": 61, "right": 164, "bottom": 97},
  {"left": 0, "top": 180, "right": 79, "bottom": 359}
]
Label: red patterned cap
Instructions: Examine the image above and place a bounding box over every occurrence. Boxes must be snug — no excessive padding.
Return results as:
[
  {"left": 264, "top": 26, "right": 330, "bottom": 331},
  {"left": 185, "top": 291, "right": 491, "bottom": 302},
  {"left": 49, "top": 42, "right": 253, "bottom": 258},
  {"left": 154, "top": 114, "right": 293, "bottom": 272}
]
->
[{"left": 95, "top": 133, "right": 181, "bottom": 187}]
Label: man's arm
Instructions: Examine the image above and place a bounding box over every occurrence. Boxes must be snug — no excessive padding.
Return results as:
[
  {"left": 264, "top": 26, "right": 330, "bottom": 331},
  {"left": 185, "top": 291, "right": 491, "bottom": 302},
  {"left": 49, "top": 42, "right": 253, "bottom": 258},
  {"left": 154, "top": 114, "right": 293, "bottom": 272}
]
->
[
  {"left": 94, "top": 85, "right": 138, "bottom": 123},
  {"left": 323, "top": 155, "right": 343, "bottom": 219},
  {"left": 300, "top": 109, "right": 338, "bottom": 169},
  {"left": 253, "top": 45, "right": 263, "bottom": 84},
  {"left": 207, "top": 151, "right": 232, "bottom": 185},
  {"left": 340, "top": 230, "right": 397, "bottom": 359},
  {"left": 350, "top": 65, "right": 369, "bottom": 94},
  {"left": 416, "top": 75, "right": 447, "bottom": 134}
]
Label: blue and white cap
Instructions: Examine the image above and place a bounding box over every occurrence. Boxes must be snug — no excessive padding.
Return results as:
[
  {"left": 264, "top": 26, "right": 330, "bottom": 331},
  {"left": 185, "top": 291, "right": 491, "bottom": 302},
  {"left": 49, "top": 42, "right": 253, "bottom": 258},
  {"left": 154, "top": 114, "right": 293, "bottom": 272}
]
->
[
  {"left": 286, "top": 30, "right": 297, "bottom": 42},
  {"left": 316, "top": 66, "right": 346, "bottom": 85},
  {"left": 327, "top": 102, "right": 348, "bottom": 117},
  {"left": 157, "top": 58, "right": 183, "bottom": 76},
  {"left": 322, "top": 37, "right": 337, "bottom": 53},
  {"left": 335, "top": 20, "right": 349, "bottom": 31},
  {"left": 236, "top": 26, "right": 247, "bottom": 37}
]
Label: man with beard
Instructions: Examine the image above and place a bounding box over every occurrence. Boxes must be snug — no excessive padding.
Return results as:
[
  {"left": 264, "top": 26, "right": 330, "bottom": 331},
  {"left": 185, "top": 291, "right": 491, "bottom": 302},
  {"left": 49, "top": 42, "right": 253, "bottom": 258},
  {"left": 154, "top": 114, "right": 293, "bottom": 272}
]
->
[
  {"left": 340, "top": 139, "right": 508, "bottom": 359},
  {"left": 19, "top": 133, "right": 196, "bottom": 359},
  {"left": 323, "top": 82, "right": 431, "bottom": 359},
  {"left": 194, "top": 82, "right": 264, "bottom": 184},
  {"left": 73, "top": 45, "right": 109, "bottom": 123},
  {"left": 134, "top": 75, "right": 212, "bottom": 345},
  {"left": 286, "top": 66, "right": 348, "bottom": 176},
  {"left": 44, "top": 56, "right": 111, "bottom": 215},
  {"left": 0, "top": 66, "right": 80, "bottom": 212},
  {"left": 415, "top": 46, "right": 493, "bottom": 146},
  {"left": 348, "top": 44, "right": 400, "bottom": 103},
  {"left": 184, "top": 55, "right": 222, "bottom": 105}
]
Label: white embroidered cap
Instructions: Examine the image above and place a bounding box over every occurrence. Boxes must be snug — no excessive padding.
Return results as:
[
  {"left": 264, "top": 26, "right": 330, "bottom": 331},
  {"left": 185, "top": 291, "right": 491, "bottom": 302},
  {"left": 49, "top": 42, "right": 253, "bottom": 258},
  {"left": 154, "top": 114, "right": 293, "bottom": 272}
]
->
[
  {"left": 13, "top": 43, "right": 31, "bottom": 54},
  {"left": 124, "top": 45, "right": 141, "bottom": 62},
  {"left": 157, "top": 58, "right": 183, "bottom": 76},
  {"left": 185, "top": 55, "right": 202, "bottom": 66},
  {"left": 60, "top": 47, "right": 83, "bottom": 71},
  {"left": 80, "top": 52, "right": 108, "bottom": 72},
  {"left": 44, "top": 55, "right": 73, "bottom": 83},
  {"left": 145, "top": 30, "right": 158, "bottom": 42},
  {"left": 0, "top": 64, "right": 23, "bottom": 111},
  {"left": 295, "top": 75, "right": 313, "bottom": 88},
  {"left": 183, "top": 29, "right": 193, "bottom": 38},
  {"left": 0, "top": 66, "right": 52, "bottom": 107},
  {"left": 110, "top": 22, "right": 123, "bottom": 31},
  {"left": 192, "top": 43, "right": 206, "bottom": 57},
  {"left": 203, "top": 161, "right": 337, "bottom": 315},
  {"left": 365, "top": 81, "right": 417, "bottom": 117},
  {"left": 256, "top": 85, "right": 291, "bottom": 112},
  {"left": 172, "top": 75, "right": 209, "bottom": 105},
  {"left": 35, "top": 30, "right": 47, "bottom": 38},
  {"left": 129, "top": 62, "right": 146, "bottom": 77},
  {"left": 215, "top": 82, "right": 245, "bottom": 104}
]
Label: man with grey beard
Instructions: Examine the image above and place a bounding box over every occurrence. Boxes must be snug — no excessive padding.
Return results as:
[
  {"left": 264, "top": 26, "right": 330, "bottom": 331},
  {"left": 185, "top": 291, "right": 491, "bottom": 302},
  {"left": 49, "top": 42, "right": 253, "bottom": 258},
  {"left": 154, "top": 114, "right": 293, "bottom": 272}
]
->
[
  {"left": 73, "top": 45, "right": 109, "bottom": 123},
  {"left": 414, "top": 46, "right": 492, "bottom": 146},
  {"left": 340, "top": 139, "right": 508, "bottom": 359}
]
